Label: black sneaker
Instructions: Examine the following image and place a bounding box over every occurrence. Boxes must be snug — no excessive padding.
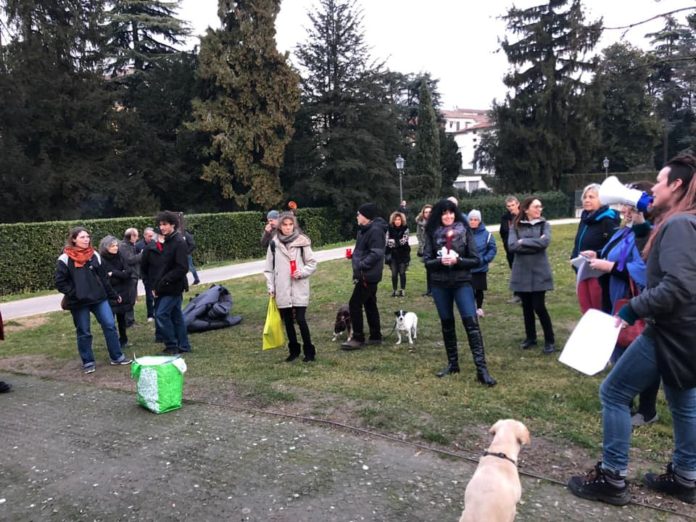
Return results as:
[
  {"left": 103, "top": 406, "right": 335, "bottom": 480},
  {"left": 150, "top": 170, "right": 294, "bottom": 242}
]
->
[
  {"left": 520, "top": 339, "right": 537, "bottom": 349},
  {"left": 285, "top": 353, "right": 300, "bottom": 362},
  {"left": 568, "top": 462, "right": 630, "bottom": 506},
  {"left": 644, "top": 463, "right": 696, "bottom": 504},
  {"left": 543, "top": 343, "right": 557, "bottom": 354}
]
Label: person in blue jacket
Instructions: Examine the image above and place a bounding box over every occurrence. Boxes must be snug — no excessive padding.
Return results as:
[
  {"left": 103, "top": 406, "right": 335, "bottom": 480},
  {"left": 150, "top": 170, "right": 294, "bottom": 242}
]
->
[{"left": 467, "top": 209, "right": 497, "bottom": 317}]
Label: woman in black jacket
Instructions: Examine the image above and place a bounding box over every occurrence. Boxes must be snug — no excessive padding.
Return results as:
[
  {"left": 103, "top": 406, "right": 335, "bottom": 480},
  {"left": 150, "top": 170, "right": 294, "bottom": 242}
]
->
[
  {"left": 386, "top": 211, "right": 411, "bottom": 297},
  {"left": 422, "top": 199, "right": 496, "bottom": 385},
  {"left": 99, "top": 235, "right": 136, "bottom": 349},
  {"left": 569, "top": 154, "right": 696, "bottom": 506},
  {"left": 55, "top": 227, "right": 131, "bottom": 374}
]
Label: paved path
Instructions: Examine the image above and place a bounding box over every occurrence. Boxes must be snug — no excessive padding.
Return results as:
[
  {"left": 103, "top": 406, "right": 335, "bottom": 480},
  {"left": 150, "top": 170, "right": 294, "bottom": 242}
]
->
[
  {"left": 1, "top": 219, "right": 579, "bottom": 321},
  {"left": 0, "top": 372, "right": 677, "bottom": 522}
]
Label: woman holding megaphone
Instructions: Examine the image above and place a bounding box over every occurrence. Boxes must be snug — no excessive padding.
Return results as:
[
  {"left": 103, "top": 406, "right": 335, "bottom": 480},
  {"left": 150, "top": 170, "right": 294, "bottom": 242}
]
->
[{"left": 569, "top": 154, "right": 696, "bottom": 506}]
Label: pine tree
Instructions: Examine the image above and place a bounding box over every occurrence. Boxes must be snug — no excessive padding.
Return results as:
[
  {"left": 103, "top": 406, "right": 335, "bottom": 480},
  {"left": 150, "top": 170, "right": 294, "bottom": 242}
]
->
[
  {"left": 487, "top": 0, "right": 602, "bottom": 191},
  {"left": 282, "top": 0, "right": 401, "bottom": 215},
  {"left": 593, "top": 43, "right": 661, "bottom": 171},
  {"left": 188, "top": 0, "right": 300, "bottom": 209},
  {"left": 411, "top": 80, "right": 441, "bottom": 198}
]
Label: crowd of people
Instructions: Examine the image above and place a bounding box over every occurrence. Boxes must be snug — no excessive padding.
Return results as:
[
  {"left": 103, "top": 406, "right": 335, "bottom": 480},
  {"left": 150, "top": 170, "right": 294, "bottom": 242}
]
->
[{"left": 5, "top": 154, "right": 695, "bottom": 508}]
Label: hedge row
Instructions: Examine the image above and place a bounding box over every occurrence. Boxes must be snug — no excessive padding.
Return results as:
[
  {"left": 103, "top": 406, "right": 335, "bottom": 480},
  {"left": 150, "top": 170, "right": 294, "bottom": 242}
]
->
[
  {"left": 0, "top": 207, "right": 344, "bottom": 295},
  {"left": 0, "top": 193, "right": 572, "bottom": 295}
]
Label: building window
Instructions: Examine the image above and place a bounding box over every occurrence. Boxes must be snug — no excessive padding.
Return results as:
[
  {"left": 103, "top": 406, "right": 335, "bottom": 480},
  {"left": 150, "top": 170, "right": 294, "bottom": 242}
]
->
[{"left": 456, "top": 122, "right": 460, "bottom": 131}]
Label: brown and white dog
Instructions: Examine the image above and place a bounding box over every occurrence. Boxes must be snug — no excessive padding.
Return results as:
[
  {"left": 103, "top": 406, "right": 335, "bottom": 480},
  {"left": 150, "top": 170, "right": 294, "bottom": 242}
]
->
[
  {"left": 460, "top": 419, "right": 531, "bottom": 522},
  {"left": 331, "top": 304, "right": 352, "bottom": 342}
]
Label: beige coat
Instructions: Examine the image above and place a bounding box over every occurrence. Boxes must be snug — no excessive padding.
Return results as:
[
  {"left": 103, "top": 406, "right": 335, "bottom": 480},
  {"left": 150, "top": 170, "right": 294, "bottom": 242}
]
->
[{"left": 264, "top": 234, "right": 317, "bottom": 309}]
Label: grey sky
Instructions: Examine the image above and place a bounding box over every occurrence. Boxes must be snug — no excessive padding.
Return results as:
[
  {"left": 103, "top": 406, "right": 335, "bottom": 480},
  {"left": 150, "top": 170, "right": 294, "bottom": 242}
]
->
[{"left": 179, "top": 0, "right": 694, "bottom": 109}]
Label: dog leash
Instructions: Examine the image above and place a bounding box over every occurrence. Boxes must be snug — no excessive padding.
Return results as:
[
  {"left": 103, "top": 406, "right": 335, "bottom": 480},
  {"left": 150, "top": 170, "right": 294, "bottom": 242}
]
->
[{"left": 482, "top": 450, "right": 517, "bottom": 466}]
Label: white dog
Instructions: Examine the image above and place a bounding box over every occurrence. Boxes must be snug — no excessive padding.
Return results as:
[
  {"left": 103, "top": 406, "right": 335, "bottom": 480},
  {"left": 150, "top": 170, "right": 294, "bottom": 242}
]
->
[
  {"left": 460, "top": 419, "right": 531, "bottom": 522},
  {"left": 394, "top": 310, "right": 418, "bottom": 345}
]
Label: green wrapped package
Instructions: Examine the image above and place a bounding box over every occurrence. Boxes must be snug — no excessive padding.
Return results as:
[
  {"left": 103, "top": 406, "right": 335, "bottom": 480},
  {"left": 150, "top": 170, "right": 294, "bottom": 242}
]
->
[{"left": 131, "top": 355, "right": 187, "bottom": 414}]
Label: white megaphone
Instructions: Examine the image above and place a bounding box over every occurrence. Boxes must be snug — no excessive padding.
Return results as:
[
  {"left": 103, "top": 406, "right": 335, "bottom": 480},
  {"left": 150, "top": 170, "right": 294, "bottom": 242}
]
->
[{"left": 599, "top": 176, "right": 653, "bottom": 212}]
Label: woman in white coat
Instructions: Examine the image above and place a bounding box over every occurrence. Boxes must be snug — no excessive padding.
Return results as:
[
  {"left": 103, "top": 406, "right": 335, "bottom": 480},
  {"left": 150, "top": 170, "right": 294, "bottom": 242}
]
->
[{"left": 264, "top": 212, "right": 318, "bottom": 362}]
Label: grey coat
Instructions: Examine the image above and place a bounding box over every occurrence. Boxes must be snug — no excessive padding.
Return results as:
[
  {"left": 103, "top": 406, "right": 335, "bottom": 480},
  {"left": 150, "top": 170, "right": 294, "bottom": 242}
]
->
[
  {"left": 629, "top": 214, "right": 696, "bottom": 389},
  {"left": 264, "top": 234, "right": 317, "bottom": 309},
  {"left": 508, "top": 219, "right": 554, "bottom": 292}
]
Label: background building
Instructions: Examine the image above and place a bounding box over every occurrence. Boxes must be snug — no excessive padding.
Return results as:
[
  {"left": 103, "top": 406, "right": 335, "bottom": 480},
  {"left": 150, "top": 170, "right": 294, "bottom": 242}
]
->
[{"left": 442, "top": 108, "right": 493, "bottom": 192}]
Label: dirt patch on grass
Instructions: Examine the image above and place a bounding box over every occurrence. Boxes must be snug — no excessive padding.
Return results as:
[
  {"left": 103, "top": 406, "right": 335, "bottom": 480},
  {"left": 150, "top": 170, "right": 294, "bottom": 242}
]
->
[{"left": 2, "top": 315, "right": 49, "bottom": 333}]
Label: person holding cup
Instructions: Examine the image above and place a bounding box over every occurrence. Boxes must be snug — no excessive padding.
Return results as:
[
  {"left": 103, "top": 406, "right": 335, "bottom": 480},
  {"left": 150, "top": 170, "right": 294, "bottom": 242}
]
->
[{"left": 264, "top": 212, "right": 318, "bottom": 362}]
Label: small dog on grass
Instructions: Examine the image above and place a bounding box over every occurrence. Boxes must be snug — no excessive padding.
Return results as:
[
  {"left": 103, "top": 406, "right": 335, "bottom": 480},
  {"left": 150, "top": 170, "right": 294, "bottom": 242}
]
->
[
  {"left": 331, "top": 304, "right": 352, "bottom": 342},
  {"left": 394, "top": 310, "right": 418, "bottom": 345},
  {"left": 460, "top": 419, "right": 531, "bottom": 522}
]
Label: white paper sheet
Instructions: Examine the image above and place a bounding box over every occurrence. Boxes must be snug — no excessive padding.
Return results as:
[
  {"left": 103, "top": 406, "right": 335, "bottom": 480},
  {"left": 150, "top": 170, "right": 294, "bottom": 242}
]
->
[{"left": 559, "top": 309, "right": 621, "bottom": 376}]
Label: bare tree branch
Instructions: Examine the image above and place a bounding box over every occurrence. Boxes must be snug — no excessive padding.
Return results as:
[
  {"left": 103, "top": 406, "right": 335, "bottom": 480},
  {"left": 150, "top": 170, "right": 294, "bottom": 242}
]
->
[{"left": 604, "top": 7, "right": 696, "bottom": 31}]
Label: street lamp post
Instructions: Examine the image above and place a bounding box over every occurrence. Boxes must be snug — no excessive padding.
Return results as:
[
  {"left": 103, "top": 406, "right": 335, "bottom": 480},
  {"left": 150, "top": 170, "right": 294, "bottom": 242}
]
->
[
  {"left": 603, "top": 157, "right": 609, "bottom": 179},
  {"left": 395, "top": 155, "right": 405, "bottom": 204}
]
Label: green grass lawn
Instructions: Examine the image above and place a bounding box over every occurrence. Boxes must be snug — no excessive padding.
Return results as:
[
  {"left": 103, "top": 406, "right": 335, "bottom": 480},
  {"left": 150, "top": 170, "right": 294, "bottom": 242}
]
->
[{"left": 0, "top": 223, "right": 674, "bottom": 472}]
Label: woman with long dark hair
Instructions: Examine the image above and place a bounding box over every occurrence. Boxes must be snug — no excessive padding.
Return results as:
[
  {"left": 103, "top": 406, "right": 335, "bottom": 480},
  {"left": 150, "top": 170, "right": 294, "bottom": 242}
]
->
[
  {"left": 569, "top": 154, "right": 696, "bottom": 506},
  {"left": 508, "top": 196, "right": 556, "bottom": 354},
  {"left": 422, "top": 199, "right": 496, "bottom": 385},
  {"left": 55, "top": 227, "right": 132, "bottom": 373}
]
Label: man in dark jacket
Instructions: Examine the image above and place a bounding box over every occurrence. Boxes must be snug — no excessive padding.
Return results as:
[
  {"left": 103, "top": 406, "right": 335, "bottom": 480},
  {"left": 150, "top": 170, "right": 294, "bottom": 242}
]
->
[
  {"left": 135, "top": 227, "right": 156, "bottom": 321},
  {"left": 342, "top": 203, "right": 388, "bottom": 350},
  {"left": 119, "top": 228, "right": 141, "bottom": 326},
  {"left": 146, "top": 211, "right": 191, "bottom": 355},
  {"left": 500, "top": 196, "right": 521, "bottom": 304}
]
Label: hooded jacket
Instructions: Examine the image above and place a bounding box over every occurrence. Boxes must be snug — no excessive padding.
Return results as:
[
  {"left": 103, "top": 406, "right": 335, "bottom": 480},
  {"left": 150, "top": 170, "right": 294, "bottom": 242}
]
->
[
  {"left": 351, "top": 217, "right": 388, "bottom": 284},
  {"left": 628, "top": 214, "right": 696, "bottom": 389},
  {"left": 470, "top": 223, "right": 497, "bottom": 274}
]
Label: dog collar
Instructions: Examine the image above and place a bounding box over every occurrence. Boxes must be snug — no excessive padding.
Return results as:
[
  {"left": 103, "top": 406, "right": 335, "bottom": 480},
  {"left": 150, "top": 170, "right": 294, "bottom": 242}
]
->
[{"left": 482, "top": 450, "right": 517, "bottom": 466}]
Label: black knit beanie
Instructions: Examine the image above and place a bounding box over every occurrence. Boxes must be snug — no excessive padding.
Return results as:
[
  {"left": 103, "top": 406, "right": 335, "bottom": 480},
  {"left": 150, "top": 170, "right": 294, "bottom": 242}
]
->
[{"left": 357, "top": 203, "right": 379, "bottom": 221}]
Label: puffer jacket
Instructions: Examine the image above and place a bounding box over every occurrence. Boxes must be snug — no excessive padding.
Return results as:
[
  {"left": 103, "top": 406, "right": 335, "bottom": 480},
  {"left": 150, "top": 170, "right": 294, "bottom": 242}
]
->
[
  {"left": 470, "top": 224, "right": 497, "bottom": 274},
  {"left": 628, "top": 214, "right": 696, "bottom": 389},
  {"left": 351, "top": 217, "right": 388, "bottom": 284},
  {"left": 264, "top": 234, "right": 317, "bottom": 309},
  {"left": 422, "top": 223, "right": 481, "bottom": 288},
  {"left": 55, "top": 252, "right": 118, "bottom": 309},
  {"left": 508, "top": 219, "right": 553, "bottom": 292}
]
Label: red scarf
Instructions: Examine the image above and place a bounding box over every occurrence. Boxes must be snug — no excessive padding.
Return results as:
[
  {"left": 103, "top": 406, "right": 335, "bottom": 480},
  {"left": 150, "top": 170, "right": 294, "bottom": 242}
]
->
[{"left": 63, "top": 246, "right": 95, "bottom": 268}]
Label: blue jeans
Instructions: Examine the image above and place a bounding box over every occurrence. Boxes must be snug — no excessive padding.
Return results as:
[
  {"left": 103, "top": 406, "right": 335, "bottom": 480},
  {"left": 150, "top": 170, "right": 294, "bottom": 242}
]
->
[
  {"left": 70, "top": 300, "right": 124, "bottom": 365},
  {"left": 155, "top": 294, "right": 190, "bottom": 351},
  {"left": 188, "top": 255, "right": 199, "bottom": 282},
  {"left": 431, "top": 284, "right": 477, "bottom": 321},
  {"left": 601, "top": 333, "right": 696, "bottom": 480}
]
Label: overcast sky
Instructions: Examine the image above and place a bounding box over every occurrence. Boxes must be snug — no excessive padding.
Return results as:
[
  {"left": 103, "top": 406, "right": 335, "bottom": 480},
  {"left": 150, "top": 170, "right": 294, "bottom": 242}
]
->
[{"left": 178, "top": 0, "right": 694, "bottom": 109}]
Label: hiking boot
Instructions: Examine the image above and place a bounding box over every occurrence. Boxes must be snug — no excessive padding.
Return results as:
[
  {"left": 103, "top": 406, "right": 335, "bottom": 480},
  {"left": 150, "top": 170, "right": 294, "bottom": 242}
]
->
[
  {"left": 110, "top": 356, "right": 132, "bottom": 366},
  {"left": 631, "top": 412, "right": 658, "bottom": 427},
  {"left": 520, "top": 339, "right": 537, "bottom": 349},
  {"left": 567, "top": 462, "right": 630, "bottom": 506},
  {"left": 644, "top": 463, "right": 696, "bottom": 504},
  {"left": 341, "top": 339, "right": 365, "bottom": 351}
]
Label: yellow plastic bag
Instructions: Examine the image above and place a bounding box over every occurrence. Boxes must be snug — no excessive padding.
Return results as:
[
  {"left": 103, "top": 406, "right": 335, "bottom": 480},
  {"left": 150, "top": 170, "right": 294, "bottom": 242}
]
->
[{"left": 262, "top": 297, "right": 285, "bottom": 350}]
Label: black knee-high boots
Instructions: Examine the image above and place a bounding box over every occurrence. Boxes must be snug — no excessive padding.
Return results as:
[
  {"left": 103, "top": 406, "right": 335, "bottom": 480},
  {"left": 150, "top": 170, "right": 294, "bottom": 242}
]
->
[
  {"left": 436, "top": 318, "right": 460, "bottom": 377},
  {"left": 463, "top": 316, "right": 496, "bottom": 386}
]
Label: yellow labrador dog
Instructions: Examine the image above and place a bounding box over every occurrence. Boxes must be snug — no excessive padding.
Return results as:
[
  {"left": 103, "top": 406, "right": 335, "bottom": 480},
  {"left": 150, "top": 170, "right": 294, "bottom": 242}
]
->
[{"left": 460, "top": 419, "right": 531, "bottom": 522}]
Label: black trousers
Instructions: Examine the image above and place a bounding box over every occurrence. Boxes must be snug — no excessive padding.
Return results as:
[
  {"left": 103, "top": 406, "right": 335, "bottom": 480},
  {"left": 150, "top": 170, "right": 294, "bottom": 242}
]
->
[
  {"left": 389, "top": 259, "right": 407, "bottom": 291},
  {"left": 518, "top": 291, "right": 554, "bottom": 343},
  {"left": 348, "top": 282, "right": 381, "bottom": 342},
  {"left": 279, "top": 306, "right": 312, "bottom": 352},
  {"left": 115, "top": 312, "right": 128, "bottom": 346}
]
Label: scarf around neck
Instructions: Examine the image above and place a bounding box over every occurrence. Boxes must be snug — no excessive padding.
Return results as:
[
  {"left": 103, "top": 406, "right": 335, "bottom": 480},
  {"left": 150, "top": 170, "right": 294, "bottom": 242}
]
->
[
  {"left": 64, "top": 246, "right": 95, "bottom": 268},
  {"left": 277, "top": 229, "right": 300, "bottom": 244},
  {"left": 434, "top": 221, "right": 466, "bottom": 247}
]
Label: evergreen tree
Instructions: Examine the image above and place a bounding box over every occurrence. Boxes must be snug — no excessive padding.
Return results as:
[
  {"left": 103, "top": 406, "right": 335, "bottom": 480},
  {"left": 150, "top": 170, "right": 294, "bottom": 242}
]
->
[
  {"left": 411, "top": 80, "right": 441, "bottom": 198},
  {"left": 282, "top": 0, "right": 401, "bottom": 215},
  {"left": 593, "top": 43, "right": 661, "bottom": 172},
  {"left": 188, "top": 0, "right": 300, "bottom": 209},
  {"left": 105, "top": 0, "right": 189, "bottom": 74},
  {"left": 485, "top": 0, "right": 602, "bottom": 191},
  {"left": 439, "top": 129, "right": 461, "bottom": 196}
]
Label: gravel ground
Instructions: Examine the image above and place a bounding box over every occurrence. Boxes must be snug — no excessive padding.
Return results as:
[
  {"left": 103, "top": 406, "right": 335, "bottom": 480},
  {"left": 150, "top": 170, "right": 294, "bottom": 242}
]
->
[{"left": 0, "top": 372, "right": 690, "bottom": 521}]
